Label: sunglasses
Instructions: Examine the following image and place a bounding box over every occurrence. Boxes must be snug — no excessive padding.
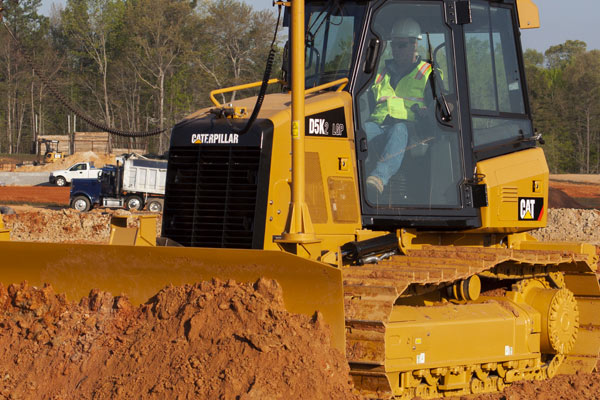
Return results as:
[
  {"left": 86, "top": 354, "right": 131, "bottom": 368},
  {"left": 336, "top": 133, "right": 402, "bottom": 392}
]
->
[{"left": 391, "top": 40, "right": 415, "bottom": 49}]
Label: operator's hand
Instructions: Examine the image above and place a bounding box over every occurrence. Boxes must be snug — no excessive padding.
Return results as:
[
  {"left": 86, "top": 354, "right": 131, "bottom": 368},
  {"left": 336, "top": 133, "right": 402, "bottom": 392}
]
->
[
  {"left": 382, "top": 115, "right": 405, "bottom": 125},
  {"left": 411, "top": 104, "right": 428, "bottom": 120},
  {"left": 376, "top": 96, "right": 390, "bottom": 104}
]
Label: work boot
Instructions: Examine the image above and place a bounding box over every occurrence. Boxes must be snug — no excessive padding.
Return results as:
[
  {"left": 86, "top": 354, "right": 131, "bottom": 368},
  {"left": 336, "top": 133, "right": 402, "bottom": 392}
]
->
[{"left": 366, "top": 175, "right": 384, "bottom": 201}]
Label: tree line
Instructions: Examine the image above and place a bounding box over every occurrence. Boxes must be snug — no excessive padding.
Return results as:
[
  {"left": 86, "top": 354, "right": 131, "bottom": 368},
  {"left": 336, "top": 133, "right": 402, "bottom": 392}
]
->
[
  {"left": 525, "top": 40, "right": 600, "bottom": 173},
  {"left": 0, "top": 0, "right": 278, "bottom": 155}
]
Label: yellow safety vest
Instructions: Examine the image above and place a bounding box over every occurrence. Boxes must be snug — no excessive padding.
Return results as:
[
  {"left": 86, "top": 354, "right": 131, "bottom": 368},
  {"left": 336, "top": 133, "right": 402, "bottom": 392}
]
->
[{"left": 370, "top": 60, "right": 432, "bottom": 124}]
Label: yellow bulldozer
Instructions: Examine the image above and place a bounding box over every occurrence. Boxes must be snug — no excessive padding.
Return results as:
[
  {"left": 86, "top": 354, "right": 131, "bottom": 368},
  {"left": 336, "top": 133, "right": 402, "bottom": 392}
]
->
[{"left": 1, "top": 0, "right": 598, "bottom": 398}]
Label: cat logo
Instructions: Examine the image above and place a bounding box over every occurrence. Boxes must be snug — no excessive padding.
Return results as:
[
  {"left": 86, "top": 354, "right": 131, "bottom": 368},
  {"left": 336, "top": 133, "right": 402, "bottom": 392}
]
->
[{"left": 518, "top": 197, "right": 544, "bottom": 221}]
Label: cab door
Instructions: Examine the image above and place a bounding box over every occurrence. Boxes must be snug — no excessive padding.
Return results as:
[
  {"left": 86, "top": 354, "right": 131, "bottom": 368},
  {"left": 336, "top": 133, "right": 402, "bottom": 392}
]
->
[{"left": 352, "top": 0, "right": 479, "bottom": 229}]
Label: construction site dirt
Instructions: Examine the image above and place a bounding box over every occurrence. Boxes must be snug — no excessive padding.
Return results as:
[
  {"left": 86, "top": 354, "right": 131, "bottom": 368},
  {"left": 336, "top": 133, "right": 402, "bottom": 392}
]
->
[
  {"left": 0, "top": 280, "right": 357, "bottom": 399},
  {"left": 0, "top": 177, "right": 598, "bottom": 399}
]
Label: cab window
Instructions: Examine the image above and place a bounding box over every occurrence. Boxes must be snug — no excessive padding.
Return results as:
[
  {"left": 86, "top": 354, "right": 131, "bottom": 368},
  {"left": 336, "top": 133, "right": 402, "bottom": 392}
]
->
[
  {"left": 70, "top": 164, "right": 86, "bottom": 171},
  {"left": 465, "top": 1, "right": 532, "bottom": 148},
  {"left": 304, "top": 1, "right": 367, "bottom": 88}
]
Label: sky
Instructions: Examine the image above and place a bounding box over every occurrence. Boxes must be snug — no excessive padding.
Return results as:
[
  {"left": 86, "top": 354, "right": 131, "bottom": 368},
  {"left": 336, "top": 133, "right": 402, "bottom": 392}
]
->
[{"left": 40, "top": 0, "right": 599, "bottom": 53}]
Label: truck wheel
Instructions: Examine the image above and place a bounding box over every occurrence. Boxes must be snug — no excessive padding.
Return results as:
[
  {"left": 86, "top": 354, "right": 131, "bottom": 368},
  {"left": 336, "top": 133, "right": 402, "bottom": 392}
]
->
[
  {"left": 71, "top": 196, "right": 91, "bottom": 212},
  {"left": 55, "top": 176, "right": 67, "bottom": 187},
  {"left": 125, "top": 195, "right": 143, "bottom": 211},
  {"left": 147, "top": 199, "right": 163, "bottom": 213}
]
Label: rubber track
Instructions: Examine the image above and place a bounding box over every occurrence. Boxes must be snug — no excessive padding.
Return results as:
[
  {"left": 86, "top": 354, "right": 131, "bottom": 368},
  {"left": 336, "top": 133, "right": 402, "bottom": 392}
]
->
[{"left": 342, "top": 245, "right": 598, "bottom": 397}]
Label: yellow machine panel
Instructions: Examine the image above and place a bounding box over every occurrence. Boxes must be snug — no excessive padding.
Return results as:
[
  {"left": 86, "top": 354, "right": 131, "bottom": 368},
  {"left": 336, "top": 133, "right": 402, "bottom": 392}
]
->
[
  {"left": 516, "top": 0, "right": 540, "bottom": 29},
  {"left": 386, "top": 300, "right": 538, "bottom": 372},
  {"left": 264, "top": 91, "right": 362, "bottom": 252},
  {"left": 476, "top": 148, "right": 548, "bottom": 232}
]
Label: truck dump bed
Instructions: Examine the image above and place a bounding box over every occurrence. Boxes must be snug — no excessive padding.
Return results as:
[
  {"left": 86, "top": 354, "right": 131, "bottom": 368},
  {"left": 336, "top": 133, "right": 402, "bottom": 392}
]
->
[{"left": 121, "top": 158, "right": 167, "bottom": 195}]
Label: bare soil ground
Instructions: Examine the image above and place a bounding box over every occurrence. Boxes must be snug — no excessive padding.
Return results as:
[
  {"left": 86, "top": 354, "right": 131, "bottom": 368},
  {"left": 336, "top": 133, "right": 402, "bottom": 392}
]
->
[
  {"left": 0, "top": 186, "right": 70, "bottom": 206},
  {"left": 550, "top": 174, "right": 600, "bottom": 185},
  {"left": 0, "top": 177, "right": 598, "bottom": 399},
  {"left": 550, "top": 175, "right": 600, "bottom": 209}
]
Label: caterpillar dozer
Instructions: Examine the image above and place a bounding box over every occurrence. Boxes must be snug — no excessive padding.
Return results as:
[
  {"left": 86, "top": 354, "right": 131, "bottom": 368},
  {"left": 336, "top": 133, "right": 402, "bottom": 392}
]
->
[{"left": 1, "top": 0, "right": 599, "bottom": 398}]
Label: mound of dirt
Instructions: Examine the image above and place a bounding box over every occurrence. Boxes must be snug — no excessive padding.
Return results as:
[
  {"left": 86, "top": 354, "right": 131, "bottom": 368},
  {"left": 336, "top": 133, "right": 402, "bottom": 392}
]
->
[
  {"left": 15, "top": 152, "right": 117, "bottom": 172},
  {"left": 0, "top": 279, "right": 357, "bottom": 399},
  {"left": 531, "top": 208, "right": 600, "bottom": 245},
  {"left": 1, "top": 207, "right": 162, "bottom": 243}
]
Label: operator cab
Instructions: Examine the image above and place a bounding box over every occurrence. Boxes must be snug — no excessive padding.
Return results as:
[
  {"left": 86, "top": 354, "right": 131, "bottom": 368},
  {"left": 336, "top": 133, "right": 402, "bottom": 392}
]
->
[
  {"left": 302, "top": 0, "right": 535, "bottom": 230},
  {"left": 99, "top": 165, "right": 119, "bottom": 197}
]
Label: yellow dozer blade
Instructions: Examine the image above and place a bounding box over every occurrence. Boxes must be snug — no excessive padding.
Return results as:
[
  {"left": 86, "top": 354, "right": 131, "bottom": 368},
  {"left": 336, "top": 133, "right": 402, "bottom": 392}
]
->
[{"left": 0, "top": 241, "right": 346, "bottom": 351}]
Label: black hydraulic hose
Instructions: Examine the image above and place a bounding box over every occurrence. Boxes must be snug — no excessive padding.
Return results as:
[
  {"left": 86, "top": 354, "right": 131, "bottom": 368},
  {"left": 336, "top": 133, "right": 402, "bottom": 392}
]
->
[{"left": 236, "top": 4, "right": 283, "bottom": 135}]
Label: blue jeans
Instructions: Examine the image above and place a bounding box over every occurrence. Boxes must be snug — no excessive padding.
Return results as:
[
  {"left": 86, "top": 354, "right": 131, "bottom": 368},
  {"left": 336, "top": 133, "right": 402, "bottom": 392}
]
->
[{"left": 364, "top": 121, "right": 408, "bottom": 186}]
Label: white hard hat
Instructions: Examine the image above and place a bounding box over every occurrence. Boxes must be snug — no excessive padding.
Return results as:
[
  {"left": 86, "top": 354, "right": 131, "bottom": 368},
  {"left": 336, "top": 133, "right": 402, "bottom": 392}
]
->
[{"left": 391, "top": 18, "right": 422, "bottom": 40}]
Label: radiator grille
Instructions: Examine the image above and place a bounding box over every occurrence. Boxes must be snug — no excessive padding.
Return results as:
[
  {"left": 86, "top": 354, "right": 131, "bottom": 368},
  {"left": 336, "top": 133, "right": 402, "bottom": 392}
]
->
[{"left": 163, "top": 145, "right": 262, "bottom": 248}]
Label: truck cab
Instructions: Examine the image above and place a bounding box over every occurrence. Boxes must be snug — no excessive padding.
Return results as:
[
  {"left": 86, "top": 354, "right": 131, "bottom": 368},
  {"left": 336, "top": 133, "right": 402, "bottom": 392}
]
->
[{"left": 70, "top": 165, "right": 120, "bottom": 212}]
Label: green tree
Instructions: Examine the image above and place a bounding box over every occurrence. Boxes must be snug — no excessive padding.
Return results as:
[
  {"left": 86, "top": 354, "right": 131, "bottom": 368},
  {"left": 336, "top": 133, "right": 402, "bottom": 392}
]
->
[
  {"left": 524, "top": 40, "right": 600, "bottom": 174},
  {"left": 194, "top": 0, "right": 279, "bottom": 103},
  {"left": 125, "top": 0, "right": 195, "bottom": 152},
  {"left": 0, "top": 0, "right": 47, "bottom": 154},
  {"left": 544, "top": 40, "right": 586, "bottom": 69},
  {"left": 61, "top": 0, "right": 126, "bottom": 131},
  {"left": 561, "top": 50, "right": 600, "bottom": 173},
  {"left": 523, "top": 49, "right": 544, "bottom": 67}
]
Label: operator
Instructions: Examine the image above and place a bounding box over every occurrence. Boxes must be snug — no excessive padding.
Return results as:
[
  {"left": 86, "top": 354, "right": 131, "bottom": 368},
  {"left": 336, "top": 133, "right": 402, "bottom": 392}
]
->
[{"left": 365, "top": 17, "right": 432, "bottom": 198}]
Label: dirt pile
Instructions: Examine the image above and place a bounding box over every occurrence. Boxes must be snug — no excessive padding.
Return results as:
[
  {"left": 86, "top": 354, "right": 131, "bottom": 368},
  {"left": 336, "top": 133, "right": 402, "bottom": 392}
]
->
[
  {"left": 15, "top": 152, "right": 117, "bottom": 172},
  {"left": 531, "top": 208, "right": 600, "bottom": 245},
  {"left": 0, "top": 279, "right": 356, "bottom": 399},
  {"left": 2, "top": 207, "right": 162, "bottom": 243}
]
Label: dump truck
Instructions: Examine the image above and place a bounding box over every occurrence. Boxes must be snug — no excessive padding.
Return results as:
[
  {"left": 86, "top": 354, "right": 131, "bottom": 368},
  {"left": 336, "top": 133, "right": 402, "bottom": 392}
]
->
[
  {"left": 70, "top": 155, "right": 167, "bottom": 212},
  {"left": 1, "top": 1, "right": 598, "bottom": 399}
]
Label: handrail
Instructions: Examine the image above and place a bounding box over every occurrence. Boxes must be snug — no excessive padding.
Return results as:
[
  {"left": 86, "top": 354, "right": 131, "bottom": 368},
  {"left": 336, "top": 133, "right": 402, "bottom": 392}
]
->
[
  {"left": 305, "top": 78, "right": 349, "bottom": 94},
  {"left": 209, "top": 78, "right": 282, "bottom": 107},
  {"left": 209, "top": 77, "right": 349, "bottom": 107}
]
